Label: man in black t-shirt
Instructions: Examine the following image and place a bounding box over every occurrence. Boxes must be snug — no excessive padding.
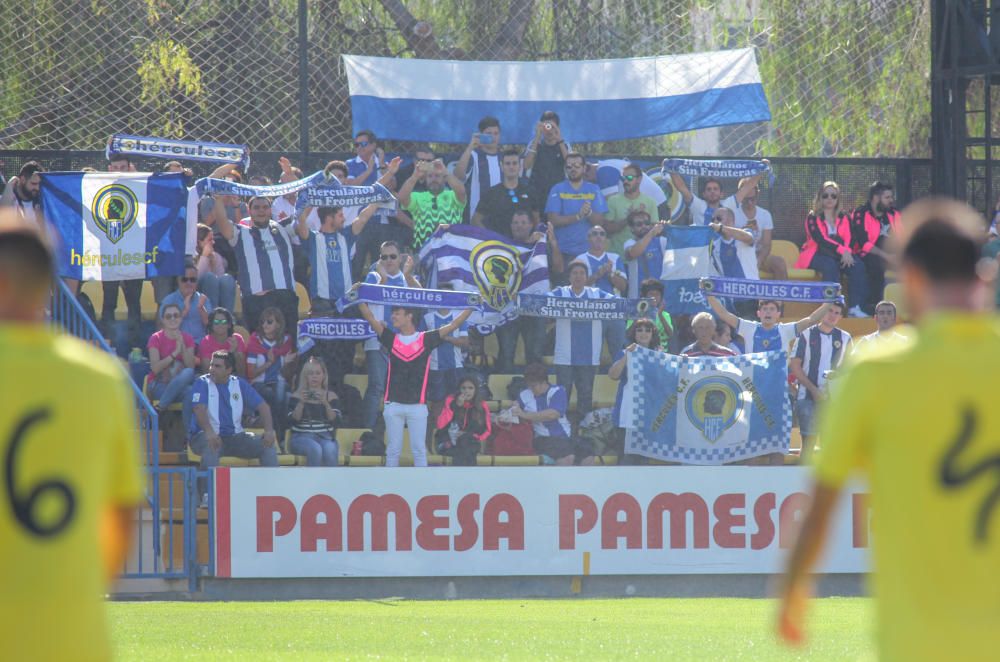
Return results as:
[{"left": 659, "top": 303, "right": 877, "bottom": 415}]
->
[
  {"left": 472, "top": 147, "right": 538, "bottom": 236},
  {"left": 524, "top": 111, "right": 571, "bottom": 213},
  {"left": 358, "top": 302, "right": 472, "bottom": 466}
]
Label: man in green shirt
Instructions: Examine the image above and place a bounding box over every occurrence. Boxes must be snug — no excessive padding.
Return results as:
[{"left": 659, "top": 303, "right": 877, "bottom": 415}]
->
[
  {"left": 398, "top": 158, "right": 467, "bottom": 249},
  {"left": 605, "top": 164, "right": 660, "bottom": 255}
]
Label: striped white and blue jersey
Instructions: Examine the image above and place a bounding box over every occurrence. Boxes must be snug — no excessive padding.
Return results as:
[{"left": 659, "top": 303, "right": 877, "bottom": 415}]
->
[
  {"left": 230, "top": 221, "right": 296, "bottom": 295},
  {"left": 302, "top": 228, "right": 356, "bottom": 301},
  {"left": 424, "top": 311, "right": 467, "bottom": 371},
  {"left": 189, "top": 374, "right": 263, "bottom": 437},
  {"left": 736, "top": 319, "right": 799, "bottom": 354},
  {"left": 518, "top": 385, "right": 571, "bottom": 438},
  {"left": 465, "top": 149, "right": 502, "bottom": 221},
  {"left": 792, "top": 325, "right": 852, "bottom": 401},
  {"left": 574, "top": 251, "right": 626, "bottom": 295},
  {"left": 550, "top": 285, "right": 616, "bottom": 366},
  {"left": 623, "top": 236, "right": 668, "bottom": 299}
]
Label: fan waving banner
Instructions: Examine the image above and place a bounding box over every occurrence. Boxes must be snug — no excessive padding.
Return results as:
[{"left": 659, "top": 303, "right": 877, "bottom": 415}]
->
[
  {"left": 40, "top": 171, "right": 189, "bottom": 281},
  {"left": 418, "top": 225, "right": 549, "bottom": 332},
  {"left": 624, "top": 346, "right": 791, "bottom": 464},
  {"left": 660, "top": 225, "right": 714, "bottom": 314},
  {"left": 344, "top": 48, "right": 771, "bottom": 143}
]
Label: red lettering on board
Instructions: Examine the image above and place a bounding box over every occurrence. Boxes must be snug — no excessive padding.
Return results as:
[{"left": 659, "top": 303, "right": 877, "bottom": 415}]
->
[
  {"left": 347, "top": 494, "right": 412, "bottom": 551},
  {"left": 750, "top": 492, "right": 776, "bottom": 550},
  {"left": 415, "top": 495, "right": 450, "bottom": 551},
  {"left": 256, "top": 496, "right": 296, "bottom": 552},
  {"left": 601, "top": 493, "right": 643, "bottom": 549},
  {"left": 646, "top": 493, "right": 709, "bottom": 549},
  {"left": 483, "top": 494, "right": 525, "bottom": 550},
  {"left": 713, "top": 493, "right": 746, "bottom": 548},
  {"left": 778, "top": 492, "right": 810, "bottom": 548},
  {"left": 300, "top": 495, "right": 342, "bottom": 552},
  {"left": 559, "top": 495, "right": 598, "bottom": 550}
]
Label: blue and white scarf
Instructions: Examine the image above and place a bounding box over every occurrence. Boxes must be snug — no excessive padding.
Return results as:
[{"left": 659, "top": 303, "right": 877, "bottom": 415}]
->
[
  {"left": 336, "top": 284, "right": 483, "bottom": 314},
  {"left": 296, "top": 317, "right": 376, "bottom": 353},
  {"left": 699, "top": 277, "right": 841, "bottom": 302},
  {"left": 661, "top": 158, "right": 772, "bottom": 181},
  {"left": 295, "top": 178, "right": 395, "bottom": 211},
  {"left": 107, "top": 133, "right": 250, "bottom": 171},
  {"left": 516, "top": 293, "right": 653, "bottom": 320},
  {"left": 195, "top": 170, "right": 326, "bottom": 198}
]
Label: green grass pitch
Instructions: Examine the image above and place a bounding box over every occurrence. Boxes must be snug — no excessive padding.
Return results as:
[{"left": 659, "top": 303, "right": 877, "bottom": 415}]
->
[{"left": 110, "top": 597, "right": 874, "bottom": 660}]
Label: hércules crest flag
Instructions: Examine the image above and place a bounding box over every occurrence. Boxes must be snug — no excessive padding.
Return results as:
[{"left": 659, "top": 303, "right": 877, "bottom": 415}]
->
[
  {"left": 418, "top": 225, "right": 549, "bottom": 332},
  {"left": 40, "top": 171, "right": 189, "bottom": 281},
  {"left": 623, "top": 346, "right": 791, "bottom": 464}
]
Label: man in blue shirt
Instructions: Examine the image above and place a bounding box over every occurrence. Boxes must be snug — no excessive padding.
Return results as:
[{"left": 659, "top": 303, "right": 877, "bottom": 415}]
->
[
  {"left": 545, "top": 152, "right": 608, "bottom": 283},
  {"left": 188, "top": 350, "right": 279, "bottom": 480},
  {"left": 511, "top": 362, "right": 594, "bottom": 466},
  {"left": 575, "top": 225, "right": 627, "bottom": 358},
  {"left": 708, "top": 295, "right": 831, "bottom": 354}
]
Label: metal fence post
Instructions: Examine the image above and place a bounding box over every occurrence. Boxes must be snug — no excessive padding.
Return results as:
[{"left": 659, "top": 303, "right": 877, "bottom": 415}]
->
[{"left": 298, "top": 0, "right": 310, "bottom": 160}]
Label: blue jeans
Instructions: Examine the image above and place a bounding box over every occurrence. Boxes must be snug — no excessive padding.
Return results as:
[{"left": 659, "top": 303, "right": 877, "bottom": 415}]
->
[
  {"left": 808, "top": 253, "right": 868, "bottom": 309},
  {"left": 495, "top": 316, "right": 544, "bottom": 372},
  {"left": 149, "top": 367, "right": 195, "bottom": 409},
  {"left": 189, "top": 430, "right": 279, "bottom": 470},
  {"left": 198, "top": 273, "right": 237, "bottom": 313},
  {"left": 363, "top": 348, "right": 389, "bottom": 428},
  {"left": 555, "top": 364, "right": 597, "bottom": 418},
  {"left": 289, "top": 431, "right": 339, "bottom": 466}
]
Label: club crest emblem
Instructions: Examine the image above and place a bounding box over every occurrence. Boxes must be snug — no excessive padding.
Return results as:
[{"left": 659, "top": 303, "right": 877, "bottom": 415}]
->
[
  {"left": 91, "top": 184, "right": 139, "bottom": 244},
  {"left": 470, "top": 240, "right": 523, "bottom": 311},
  {"left": 684, "top": 376, "right": 744, "bottom": 442}
]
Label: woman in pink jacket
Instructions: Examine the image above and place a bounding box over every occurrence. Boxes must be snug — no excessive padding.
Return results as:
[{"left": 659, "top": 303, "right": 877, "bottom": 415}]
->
[
  {"left": 434, "top": 377, "right": 491, "bottom": 466},
  {"left": 795, "top": 181, "right": 868, "bottom": 317}
]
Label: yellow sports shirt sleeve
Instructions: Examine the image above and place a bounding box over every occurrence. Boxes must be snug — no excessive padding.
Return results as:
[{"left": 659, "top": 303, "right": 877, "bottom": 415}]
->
[{"left": 812, "top": 360, "right": 877, "bottom": 486}]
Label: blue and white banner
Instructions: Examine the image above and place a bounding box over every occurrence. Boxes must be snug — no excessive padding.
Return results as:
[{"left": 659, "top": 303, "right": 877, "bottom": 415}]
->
[
  {"left": 195, "top": 170, "right": 326, "bottom": 198},
  {"left": 296, "top": 178, "right": 395, "bottom": 211},
  {"left": 660, "top": 225, "right": 714, "bottom": 314},
  {"left": 107, "top": 134, "right": 250, "bottom": 171},
  {"left": 344, "top": 49, "right": 771, "bottom": 143},
  {"left": 296, "top": 317, "right": 375, "bottom": 353},
  {"left": 418, "top": 225, "right": 550, "bottom": 332},
  {"left": 700, "top": 277, "right": 841, "bottom": 302},
  {"left": 516, "top": 293, "right": 653, "bottom": 320},
  {"left": 661, "top": 158, "right": 771, "bottom": 180},
  {"left": 336, "top": 284, "right": 482, "bottom": 314},
  {"left": 624, "top": 346, "right": 791, "bottom": 465},
  {"left": 40, "top": 171, "right": 189, "bottom": 281}
]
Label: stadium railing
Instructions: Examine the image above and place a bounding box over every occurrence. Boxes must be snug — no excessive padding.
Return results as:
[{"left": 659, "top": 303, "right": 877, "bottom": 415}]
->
[{"left": 51, "top": 279, "right": 204, "bottom": 590}]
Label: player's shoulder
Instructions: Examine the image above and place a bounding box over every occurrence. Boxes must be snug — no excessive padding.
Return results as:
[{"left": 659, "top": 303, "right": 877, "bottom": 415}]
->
[{"left": 50, "top": 333, "right": 129, "bottom": 385}]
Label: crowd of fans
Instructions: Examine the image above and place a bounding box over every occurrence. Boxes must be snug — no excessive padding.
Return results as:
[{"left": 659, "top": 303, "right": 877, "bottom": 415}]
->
[{"left": 4, "top": 111, "right": 994, "bottom": 471}]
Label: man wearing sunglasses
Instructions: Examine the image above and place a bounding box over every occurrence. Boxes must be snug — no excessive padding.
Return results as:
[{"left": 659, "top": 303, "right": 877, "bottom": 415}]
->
[
  {"left": 158, "top": 264, "right": 213, "bottom": 339},
  {"left": 345, "top": 129, "right": 384, "bottom": 187},
  {"left": 472, "top": 147, "right": 536, "bottom": 236},
  {"left": 545, "top": 152, "right": 608, "bottom": 283},
  {"left": 398, "top": 158, "right": 467, "bottom": 249},
  {"left": 606, "top": 165, "right": 659, "bottom": 256},
  {"left": 623, "top": 211, "right": 669, "bottom": 299}
]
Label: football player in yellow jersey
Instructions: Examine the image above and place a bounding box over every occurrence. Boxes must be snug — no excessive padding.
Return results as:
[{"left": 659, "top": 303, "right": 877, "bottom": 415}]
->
[
  {"left": 777, "top": 199, "right": 1000, "bottom": 661},
  {"left": 0, "top": 212, "right": 145, "bottom": 662}
]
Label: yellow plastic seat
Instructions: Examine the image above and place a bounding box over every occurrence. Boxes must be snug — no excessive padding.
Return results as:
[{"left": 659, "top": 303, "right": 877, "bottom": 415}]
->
[
  {"left": 295, "top": 282, "right": 312, "bottom": 315},
  {"left": 140, "top": 280, "right": 158, "bottom": 321},
  {"left": 770, "top": 240, "right": 818, "bottom": 280}
]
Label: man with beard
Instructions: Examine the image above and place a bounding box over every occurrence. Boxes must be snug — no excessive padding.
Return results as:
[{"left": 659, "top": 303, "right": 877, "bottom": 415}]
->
[
  {"left": 544, "top": 152, "right": 608, "bottom": 282},
  {"left": 0, "top": 161, "right": 44, "bottom": 227},
  {"left": 398, "top": 158, "right": 467, "bottom": 250},
  {"left": 850, "top": 181, "right": 900, "bottom": 313}
]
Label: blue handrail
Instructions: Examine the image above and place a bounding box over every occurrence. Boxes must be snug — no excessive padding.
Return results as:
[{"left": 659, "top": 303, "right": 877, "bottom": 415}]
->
[{"left": 49, "top": 279, "right": 176, "bottom": 576}]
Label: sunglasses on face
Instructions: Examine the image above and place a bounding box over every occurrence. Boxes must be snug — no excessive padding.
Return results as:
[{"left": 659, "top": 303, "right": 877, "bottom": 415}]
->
[
  {"left": 621, "top": 174, "right": 638, "bottom": 182},
  {"left": 589, "top": 230, "right": 606, "bottom": 237},
  {"left": 212, "top": 318, "right": 229, "bottom": 325},
  {"left": 355, "top": 141, "right": 370, "bottom": 148},
  {"left": 711, "top": 215, "right": 726, "bottom": 222},
  {"left": 262, "top": 319, "right": 277, "bottom": 325},
  {"left": 163, "top": 313, "right": 180, "bottom": 320},
  {"left": 180, "top": 277, "right": 197, "bottom": 283},
  {"left": 380, "top": 254, "right": 399, "bottom": 261},
  {"left": 822, "top": 192, "right": 838, "bottom": 199}
]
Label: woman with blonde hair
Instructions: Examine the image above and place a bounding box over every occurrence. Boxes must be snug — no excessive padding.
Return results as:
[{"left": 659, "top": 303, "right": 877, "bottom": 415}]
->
[
  {"left": 287, "top": 357, "right": 341, "bottom": 466},
  {"left": 795, "top": 181, "right": 868, "bottom": 317}
]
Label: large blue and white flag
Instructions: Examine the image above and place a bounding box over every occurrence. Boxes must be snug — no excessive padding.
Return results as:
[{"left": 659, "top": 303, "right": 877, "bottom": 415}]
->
[
  {"left": 418, "top": 225, "right": 549, "bottom": 332},
  {"left": 660, "top": 225, "right": 714, "bottom": 314},
  {"left": 344, "top": 48, "right": 771, "bottom": 143},
  {"left": 624, "top": 346, "right": 791, "bottom": 465},
  {"left": 40, "top": 172, "right": 189, "bottom": 281}
]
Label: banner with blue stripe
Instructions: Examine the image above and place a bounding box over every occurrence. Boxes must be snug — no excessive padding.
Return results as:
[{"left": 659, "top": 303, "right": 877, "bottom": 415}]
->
[
  {"left": 699, "top": 277, "right": 841, "bottom": 302},
  {"left": 624, "top": 346, "right": 791, "bottom": 464},
  {"left": 343, "top": 49, "right": 770, "bottom": 143},
  {"left": 336, "top": 284, "right": 483, "bottom": 313},
  {"left": 516, "top": 293, "right": 653, "bottom": 320},
  {"left": 660, "top": 225, "right": 714, "bottom": 314},
  {"left": 40, "top": 171, "right": 189, "bottom": 281}
]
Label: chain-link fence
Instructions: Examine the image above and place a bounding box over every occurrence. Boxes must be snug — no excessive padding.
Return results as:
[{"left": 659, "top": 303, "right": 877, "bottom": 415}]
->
[{"left": 0, "top": 0, "right": 930, "bottom": 158}]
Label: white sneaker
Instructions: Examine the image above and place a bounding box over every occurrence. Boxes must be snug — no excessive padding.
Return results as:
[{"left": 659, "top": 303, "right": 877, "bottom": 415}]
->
[{"left": 847, "top": 306, "right": 868, "bottom": 318}]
